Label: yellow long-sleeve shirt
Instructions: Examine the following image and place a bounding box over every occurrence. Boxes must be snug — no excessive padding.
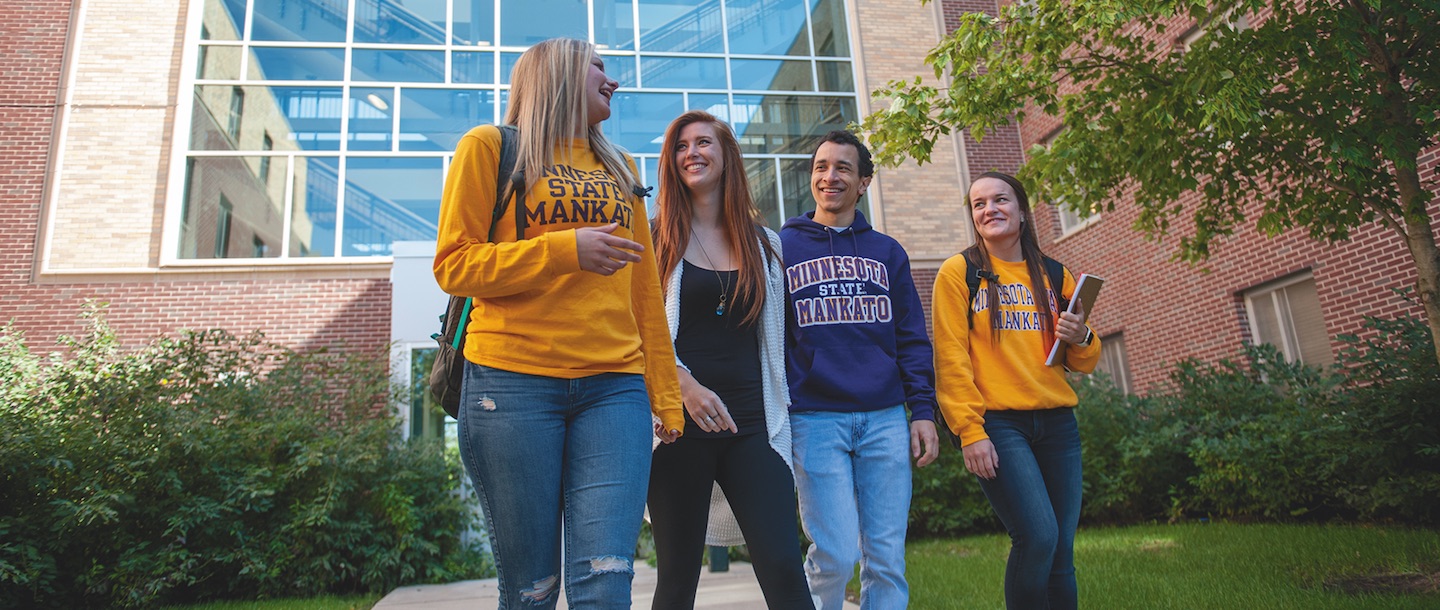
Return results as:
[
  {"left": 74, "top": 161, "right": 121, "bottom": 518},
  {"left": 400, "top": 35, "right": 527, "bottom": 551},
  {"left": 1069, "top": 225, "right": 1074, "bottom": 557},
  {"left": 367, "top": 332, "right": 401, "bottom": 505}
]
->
[
  {"left": 933, "top": 254, "right": 1102, "bottom": 447},
  {"left": 433, "top": 124, "right": 683, "bottom": 432}
]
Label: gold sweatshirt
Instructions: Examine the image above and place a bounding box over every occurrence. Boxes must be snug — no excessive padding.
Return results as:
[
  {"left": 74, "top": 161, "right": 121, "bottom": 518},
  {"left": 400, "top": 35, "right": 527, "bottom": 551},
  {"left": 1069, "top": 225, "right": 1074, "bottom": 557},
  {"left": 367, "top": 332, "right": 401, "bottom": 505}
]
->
[
  {"left": 433, "top": 124, "right": 683, "bottom": 433},
  {"left": 933, "top": 254, "right": 1102, "bottom": 447}
]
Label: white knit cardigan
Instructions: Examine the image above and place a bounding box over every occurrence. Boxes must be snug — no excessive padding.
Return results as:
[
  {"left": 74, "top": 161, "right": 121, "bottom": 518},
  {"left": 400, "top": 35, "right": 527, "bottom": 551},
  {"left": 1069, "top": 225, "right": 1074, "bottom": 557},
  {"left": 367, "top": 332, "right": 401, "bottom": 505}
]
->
[{"left": 652, "top": 226, "right": 792, "bottom": 547}]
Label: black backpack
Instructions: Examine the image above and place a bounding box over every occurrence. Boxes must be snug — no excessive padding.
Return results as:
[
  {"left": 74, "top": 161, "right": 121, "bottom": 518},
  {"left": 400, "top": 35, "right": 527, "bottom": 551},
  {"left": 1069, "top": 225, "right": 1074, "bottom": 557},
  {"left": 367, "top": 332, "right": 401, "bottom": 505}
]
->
[
  {"left": 934, "top": 245, "right": 1070, "bottom": 449},
  {"left": 429, "top": 125, "right": 523, "bottom": 418}
]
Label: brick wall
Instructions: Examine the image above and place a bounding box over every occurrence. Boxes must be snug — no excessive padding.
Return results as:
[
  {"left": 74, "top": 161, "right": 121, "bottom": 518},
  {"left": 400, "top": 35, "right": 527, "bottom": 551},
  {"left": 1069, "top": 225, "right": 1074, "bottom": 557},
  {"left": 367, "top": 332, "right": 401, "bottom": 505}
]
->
[{"left": 0, "top": 1, "right": 391, "bottom": 354}]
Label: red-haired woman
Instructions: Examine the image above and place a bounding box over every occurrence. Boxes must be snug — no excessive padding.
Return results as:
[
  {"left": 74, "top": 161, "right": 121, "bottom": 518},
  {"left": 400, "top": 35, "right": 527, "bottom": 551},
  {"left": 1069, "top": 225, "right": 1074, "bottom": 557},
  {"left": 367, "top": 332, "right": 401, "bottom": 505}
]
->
[{"left": 647, "top": 110, "right": 813, "bottom": 609}]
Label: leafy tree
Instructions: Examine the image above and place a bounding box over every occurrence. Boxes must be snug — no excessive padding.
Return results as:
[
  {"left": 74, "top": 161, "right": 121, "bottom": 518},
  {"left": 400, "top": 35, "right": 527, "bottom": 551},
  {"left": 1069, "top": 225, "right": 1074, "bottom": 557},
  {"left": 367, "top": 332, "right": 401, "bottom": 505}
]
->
[{"left": 860, "top": 0, "right": 1440, "bottom": 363}]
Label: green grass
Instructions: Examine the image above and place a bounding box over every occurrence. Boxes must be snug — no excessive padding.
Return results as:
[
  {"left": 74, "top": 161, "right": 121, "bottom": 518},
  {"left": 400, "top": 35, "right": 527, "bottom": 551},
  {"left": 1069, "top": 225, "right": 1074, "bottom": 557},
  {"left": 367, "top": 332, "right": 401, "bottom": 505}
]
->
[
  {"left": 907, "top": 523, "right": 1439, "bottom": 609},
  {"left": 160, "top": 594, "right": 381, "bottom": 610}
]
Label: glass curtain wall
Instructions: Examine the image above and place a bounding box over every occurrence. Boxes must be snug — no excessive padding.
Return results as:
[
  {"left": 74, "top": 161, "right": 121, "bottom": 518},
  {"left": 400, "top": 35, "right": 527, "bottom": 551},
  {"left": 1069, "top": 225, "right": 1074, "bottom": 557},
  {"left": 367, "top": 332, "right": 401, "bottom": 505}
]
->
[{"left": 182, "top": 0, "right": 861, "bottom": 260}]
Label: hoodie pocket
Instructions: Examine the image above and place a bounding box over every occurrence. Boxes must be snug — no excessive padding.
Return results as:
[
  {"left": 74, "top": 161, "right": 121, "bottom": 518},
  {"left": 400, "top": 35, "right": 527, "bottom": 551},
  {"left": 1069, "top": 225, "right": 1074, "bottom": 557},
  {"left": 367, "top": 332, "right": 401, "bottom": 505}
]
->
[{"left": 797, "top": 345, "right": 903, "bottom": 406}]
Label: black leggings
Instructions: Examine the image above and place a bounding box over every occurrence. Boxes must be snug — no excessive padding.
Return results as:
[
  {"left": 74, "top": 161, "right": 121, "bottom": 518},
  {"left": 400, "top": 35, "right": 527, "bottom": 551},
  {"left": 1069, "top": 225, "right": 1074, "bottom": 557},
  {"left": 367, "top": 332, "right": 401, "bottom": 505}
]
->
[{"left": 648, "top": 432, "right": 814, "bottom": 609}]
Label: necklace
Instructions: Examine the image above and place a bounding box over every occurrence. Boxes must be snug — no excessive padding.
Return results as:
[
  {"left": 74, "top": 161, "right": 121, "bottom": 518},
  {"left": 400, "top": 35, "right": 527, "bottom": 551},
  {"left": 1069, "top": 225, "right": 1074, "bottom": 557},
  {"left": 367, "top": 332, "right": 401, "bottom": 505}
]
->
[{"left": 690, "top": 228, "right": 730, "bottom": 316}]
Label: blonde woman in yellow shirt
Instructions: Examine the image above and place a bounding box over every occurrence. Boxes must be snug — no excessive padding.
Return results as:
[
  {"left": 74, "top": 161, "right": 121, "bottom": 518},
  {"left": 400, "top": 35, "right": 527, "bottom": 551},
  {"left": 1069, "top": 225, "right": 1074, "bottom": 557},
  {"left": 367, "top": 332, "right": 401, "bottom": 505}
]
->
[
  {"left": 933, "top": 171, "right": 1101, "bottom": 610},
  {"left": 433, "top": 38, "right": 683, "bottom": 610}
]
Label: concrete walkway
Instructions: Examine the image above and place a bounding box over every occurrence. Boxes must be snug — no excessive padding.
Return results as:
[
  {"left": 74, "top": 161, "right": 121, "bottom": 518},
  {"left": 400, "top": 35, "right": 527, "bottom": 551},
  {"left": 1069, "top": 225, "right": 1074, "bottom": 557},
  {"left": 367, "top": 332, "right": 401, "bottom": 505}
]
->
[{"left": 373, "top": 561, "right": 860, "bottom": 609}]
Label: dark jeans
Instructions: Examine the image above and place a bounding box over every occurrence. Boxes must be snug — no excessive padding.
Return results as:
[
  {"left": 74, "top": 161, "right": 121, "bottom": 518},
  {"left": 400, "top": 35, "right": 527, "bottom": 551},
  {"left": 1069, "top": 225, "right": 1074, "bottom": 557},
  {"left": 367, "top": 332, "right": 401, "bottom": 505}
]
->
[
  {"left": 648, "top": 432, "right": 813, "bottom": 609},
  {"left": 977, "top": 408, "right": 1082, "bottom": 610}
]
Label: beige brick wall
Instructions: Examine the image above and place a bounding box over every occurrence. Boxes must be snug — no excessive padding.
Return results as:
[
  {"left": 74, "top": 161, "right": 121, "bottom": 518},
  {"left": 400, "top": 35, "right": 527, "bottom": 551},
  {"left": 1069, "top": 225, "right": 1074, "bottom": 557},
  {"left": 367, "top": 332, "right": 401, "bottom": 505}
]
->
[
  {"left": 46, "top": 0, "right": 185, "bottom": 270},
  {"left": 853, "top": 0, "right": 973, "bottom": 267}
]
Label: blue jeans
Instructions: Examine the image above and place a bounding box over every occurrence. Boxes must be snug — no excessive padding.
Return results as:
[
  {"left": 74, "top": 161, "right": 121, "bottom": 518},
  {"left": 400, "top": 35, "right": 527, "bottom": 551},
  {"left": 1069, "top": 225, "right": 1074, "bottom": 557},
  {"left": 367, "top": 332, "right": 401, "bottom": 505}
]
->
[
  {"left": 458, "top": 362, "right": 653, "bottom": 609},
  {"left": 791, "top": 405, "right": 911, "bottom": 610},
  {"left": 977, "top": 408, "right": 1082, "bottom": 610}
]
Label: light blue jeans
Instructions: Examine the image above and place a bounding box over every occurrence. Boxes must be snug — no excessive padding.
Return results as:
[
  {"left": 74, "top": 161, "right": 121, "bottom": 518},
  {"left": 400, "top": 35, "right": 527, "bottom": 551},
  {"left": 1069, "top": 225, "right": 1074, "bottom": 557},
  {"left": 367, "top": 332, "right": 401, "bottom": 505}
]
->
[
  {"left": 458, "top": 362, "right": 653, "bottom": 609},
  {"left": 791, "top": 405, "right": 912, "bottom": 610},
  {"left": 977, "top": 408, "right": 1082, "bottom": 610}
]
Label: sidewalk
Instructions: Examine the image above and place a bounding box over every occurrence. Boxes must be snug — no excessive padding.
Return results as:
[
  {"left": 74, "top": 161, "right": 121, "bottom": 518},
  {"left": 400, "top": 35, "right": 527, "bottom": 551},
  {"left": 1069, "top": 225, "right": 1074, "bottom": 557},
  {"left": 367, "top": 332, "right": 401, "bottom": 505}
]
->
[{"left": 373, "top": 561, "right": 861, "bottom": 609}]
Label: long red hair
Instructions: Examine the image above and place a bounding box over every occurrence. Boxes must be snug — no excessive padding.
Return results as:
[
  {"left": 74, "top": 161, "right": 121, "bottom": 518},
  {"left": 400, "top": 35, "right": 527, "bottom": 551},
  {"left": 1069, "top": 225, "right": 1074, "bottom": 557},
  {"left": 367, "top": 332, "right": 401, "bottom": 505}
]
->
[{"left": 653, "top": 110, "right": 776, "bottom": 328}]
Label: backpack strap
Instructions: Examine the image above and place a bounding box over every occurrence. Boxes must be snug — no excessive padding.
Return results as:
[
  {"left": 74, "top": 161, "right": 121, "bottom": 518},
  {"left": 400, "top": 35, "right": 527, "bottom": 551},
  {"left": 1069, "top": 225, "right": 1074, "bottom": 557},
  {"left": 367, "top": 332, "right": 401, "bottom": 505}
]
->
[
  {"left": 459, "top": 125, "right": 523, "bottom": 346},
  {"left": 960, "top": 245, "right": 984, "bottom": 329},
  {"left": 960, "top": 246, "right": 1071, "bottom": 327}
]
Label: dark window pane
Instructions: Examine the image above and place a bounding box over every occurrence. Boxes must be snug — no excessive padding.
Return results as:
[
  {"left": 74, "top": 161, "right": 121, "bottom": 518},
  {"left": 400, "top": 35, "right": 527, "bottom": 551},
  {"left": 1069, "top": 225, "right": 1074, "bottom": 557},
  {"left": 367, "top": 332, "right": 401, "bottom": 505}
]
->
[
  {"left": 180, "top": 156, "right": 287, "bottom": 259},
  {"left": 636, "top": 0, "right": 723, "bottom": 54},
  {"left": 250, "top": 47, "right": 345, "bottom": 81},
  {"left": 341, "top": 157, "right": 444, "bottom": 256},
  {"left": 251, "top": 0, "right": 346, "bottom": 43},
  {"left": 452, "top": 0, "right": 495, "bottom": 45},
  {"left": 292, "top": 156, "right": 339, "bottom": 256},
  {"left": 746, "top": 157, "right": 780, "bottom": 228},
  {"left": 640, "top": 56, "right": 725, "bottom": 89},
  {"left": 352, "top": 49, "right": 446, "bottom": 82},
  {"left": 810, "top": 0, "right": 851, "bottom": 57},
  {"left": 730, "top": 94, "right": 856, "bottom": 154},
  {"left": 731, "top": 58, "right": 812, "bottom": 91},
  {"left": 727, "top": 0, "right": 809, "bottom": 56},
  {"left": 780, "top": 156, "right": 811, "bottom": 220},
  {"left": 355, "top": 0, "right": 448, "bottom": 45},
  {"left": 815, "top": 60, "right": 854, "bottom": 92},
  {"left": 607, "top": 92, "right": 683, "bottom": 154},
  {"left": 595, "top": 0, "right": 637, "bottom": 51},
  {"left": 452, "top": 51, "right": 495, "bottom": 84},
  {"left": 349, "top": 87, "right": 395, "bottom": 151},
  {"left": 500, "top": 0, "right": 587, "bottom": 46},
  {"left": 400, "top": 89, "right": 495, "bottom": 151}
]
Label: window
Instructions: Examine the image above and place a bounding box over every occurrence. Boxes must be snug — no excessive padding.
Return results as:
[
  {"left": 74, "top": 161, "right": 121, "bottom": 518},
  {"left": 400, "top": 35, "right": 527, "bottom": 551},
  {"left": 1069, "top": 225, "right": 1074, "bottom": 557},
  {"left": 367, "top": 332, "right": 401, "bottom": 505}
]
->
[
  {"left": 1179, "top": 10, "right": 1250, "bottom": 52},
  {"left": 258, "top": 133, "right": 272, "bottom": 182},
  {"left": 1095, "top": 332, "right": 1132, "bottom": 394},
  {"left": 214, "top": 196, "right": 233, "bottom": 258},
  {"left": 175, "top": 0, "right": 863, "bottom": 261},
  {"left": 1244, "top": 273, "right": 1334, "bottom": 367}
]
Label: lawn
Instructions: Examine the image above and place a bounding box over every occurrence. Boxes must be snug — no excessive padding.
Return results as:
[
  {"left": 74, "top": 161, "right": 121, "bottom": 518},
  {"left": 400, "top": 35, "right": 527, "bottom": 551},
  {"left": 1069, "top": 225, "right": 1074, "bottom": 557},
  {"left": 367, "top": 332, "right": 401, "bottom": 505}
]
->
[{"left": 907, "top": 522, "right": 1439, "bottom": 609}]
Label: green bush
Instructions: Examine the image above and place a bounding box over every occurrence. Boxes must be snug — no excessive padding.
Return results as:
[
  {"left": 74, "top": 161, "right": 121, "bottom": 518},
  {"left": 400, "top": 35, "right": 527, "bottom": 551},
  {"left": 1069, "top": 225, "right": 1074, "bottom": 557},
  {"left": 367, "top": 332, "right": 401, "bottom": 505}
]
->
[
  {"left": 0, "top": 308, "right": 489, "bottom": 609},
  {"left": 912, "top": 315, "right": 1440, "bottom": 536}
]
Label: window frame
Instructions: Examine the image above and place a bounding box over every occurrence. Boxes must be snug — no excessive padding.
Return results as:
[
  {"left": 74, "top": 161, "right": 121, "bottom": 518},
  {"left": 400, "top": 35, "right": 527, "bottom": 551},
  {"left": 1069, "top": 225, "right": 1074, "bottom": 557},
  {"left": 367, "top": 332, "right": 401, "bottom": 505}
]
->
[
  {"left": 1242, "top": 271, "right": 1332, "bottom": 366},
  {"left": 163, "top": 0, "right": 863, "bottom": 267}
]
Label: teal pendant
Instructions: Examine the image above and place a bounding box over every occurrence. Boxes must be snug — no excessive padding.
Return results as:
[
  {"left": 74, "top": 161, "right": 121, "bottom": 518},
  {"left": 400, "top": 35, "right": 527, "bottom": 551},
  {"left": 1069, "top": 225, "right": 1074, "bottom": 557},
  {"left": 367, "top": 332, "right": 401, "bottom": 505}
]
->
[{"left": 715, "top": 298, "right": 726, "bottom": 316}]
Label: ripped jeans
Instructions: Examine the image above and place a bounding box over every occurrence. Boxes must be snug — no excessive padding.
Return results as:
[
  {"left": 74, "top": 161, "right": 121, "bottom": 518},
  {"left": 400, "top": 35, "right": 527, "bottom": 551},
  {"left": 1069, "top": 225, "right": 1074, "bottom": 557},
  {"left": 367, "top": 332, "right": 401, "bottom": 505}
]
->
[{"left": 459, "top": 362, "right": 653, "bottom": 609}]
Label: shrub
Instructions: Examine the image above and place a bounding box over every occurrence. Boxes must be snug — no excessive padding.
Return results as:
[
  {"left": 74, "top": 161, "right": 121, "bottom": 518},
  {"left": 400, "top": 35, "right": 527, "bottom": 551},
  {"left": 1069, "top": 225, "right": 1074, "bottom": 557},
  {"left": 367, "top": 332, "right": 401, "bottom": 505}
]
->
[
  {"left": 912, "top": 315, "right": 1440, "bottom": 537},
  {"left": 0, "top": 308, "right": 487, "bottom": 609}
]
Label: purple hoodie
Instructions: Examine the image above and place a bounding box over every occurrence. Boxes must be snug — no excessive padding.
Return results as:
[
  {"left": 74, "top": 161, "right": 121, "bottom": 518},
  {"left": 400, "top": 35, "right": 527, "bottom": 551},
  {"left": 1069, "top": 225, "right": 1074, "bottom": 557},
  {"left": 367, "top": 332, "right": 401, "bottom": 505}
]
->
[{"left": 781, "top": 210, "right": 936, "bottom": 422}]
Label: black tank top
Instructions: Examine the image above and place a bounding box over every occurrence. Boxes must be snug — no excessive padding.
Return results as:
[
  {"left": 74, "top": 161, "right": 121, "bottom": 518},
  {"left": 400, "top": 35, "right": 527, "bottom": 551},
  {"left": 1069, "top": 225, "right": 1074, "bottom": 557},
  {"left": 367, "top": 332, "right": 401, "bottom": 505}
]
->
[{"left": 674, "top": 260, "right": 765, "bottom": 438}]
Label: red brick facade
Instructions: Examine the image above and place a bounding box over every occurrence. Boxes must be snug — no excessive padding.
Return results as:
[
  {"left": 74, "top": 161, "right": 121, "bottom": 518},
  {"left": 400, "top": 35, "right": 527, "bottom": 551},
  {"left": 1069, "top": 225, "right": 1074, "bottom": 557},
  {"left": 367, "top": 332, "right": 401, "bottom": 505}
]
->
[
  {"left": 0, "top": 2, "right": 390, "bottom": 353},
  {"left": 939, "top": 0, "right": 1439, "bottom": 392}
]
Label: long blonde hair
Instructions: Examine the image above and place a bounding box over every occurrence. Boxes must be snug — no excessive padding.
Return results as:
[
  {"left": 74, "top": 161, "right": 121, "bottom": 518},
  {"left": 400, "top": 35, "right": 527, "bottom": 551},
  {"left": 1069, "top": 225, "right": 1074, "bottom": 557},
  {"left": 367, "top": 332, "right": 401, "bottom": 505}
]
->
[{"left": 504, "top": 38, "right": 638, "bottom": 196}]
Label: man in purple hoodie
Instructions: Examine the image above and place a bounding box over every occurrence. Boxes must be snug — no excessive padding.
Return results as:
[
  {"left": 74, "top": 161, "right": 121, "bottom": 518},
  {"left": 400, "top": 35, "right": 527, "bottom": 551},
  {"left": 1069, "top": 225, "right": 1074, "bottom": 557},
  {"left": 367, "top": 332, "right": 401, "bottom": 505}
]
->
[{"left": 782, "top": 130, "right": 940, "bottom": 609}]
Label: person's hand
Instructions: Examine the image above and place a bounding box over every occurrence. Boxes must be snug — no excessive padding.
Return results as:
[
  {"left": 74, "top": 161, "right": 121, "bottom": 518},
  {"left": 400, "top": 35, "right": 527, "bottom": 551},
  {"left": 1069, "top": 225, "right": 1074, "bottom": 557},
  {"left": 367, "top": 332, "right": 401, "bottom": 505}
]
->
[
  {"left": 576, "top": 223, "right": 642, "bottom": 276},
  {"left": 654, "top": 422, "right": 681, "bottom": 444},
  {"left": 963, "top": 439, "right": 999, "bottom": 479},
  {"left": 1056, "top": 301, "right": 1089, "bottom": 345},
  {"left": 910, "top": 419, "right": 940, "bottom": 467},
  {"left": 678, "top": 368, "right": 737, "bottom": 433}
]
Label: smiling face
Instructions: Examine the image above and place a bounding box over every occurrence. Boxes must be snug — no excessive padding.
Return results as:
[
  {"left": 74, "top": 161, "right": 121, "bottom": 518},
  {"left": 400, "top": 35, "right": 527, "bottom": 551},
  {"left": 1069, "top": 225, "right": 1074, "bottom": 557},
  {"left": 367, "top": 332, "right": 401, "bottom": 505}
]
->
[
  {"left": 584, "top": 54, "right": 618, "bottom": 126},
  {"left": 673, "top": 121, "right": 724, "bottom": 194},
  {"left": 969, "top": 176, "right": 1024, "bottom": 248},
  {"left": 810, "top": 141, "right": 871, "bottom": 226}
]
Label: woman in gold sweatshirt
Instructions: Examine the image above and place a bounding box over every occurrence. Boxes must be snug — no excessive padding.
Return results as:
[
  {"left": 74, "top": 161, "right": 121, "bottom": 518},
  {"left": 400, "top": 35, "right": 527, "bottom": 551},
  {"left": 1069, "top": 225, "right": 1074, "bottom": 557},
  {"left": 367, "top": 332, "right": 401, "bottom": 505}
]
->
[
  {"left": 433, "top": 38, "right": 683, "bottom": 610},
  {"left": 933, "top": 171, "right": 1101, "bottom": 610}
]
